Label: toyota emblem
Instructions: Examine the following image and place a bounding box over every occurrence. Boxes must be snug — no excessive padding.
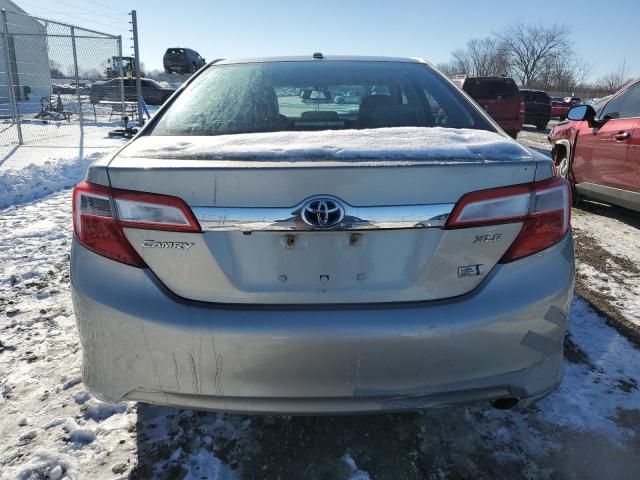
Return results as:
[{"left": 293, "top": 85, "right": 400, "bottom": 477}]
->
[{"left": 300, "top": 197, "right": 345, "bottom": 229}]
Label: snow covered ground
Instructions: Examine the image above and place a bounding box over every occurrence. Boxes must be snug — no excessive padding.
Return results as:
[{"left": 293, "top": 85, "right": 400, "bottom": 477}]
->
[
  {"left": 0, "top": 126, "right": 639, "bottom": 479},
  {"left": 0, "top": 126, "right": 125, "bottom": 209}
]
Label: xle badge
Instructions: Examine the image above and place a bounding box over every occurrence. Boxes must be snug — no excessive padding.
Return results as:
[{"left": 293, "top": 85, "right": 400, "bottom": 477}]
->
[
  {"left": 473, "top": 233, "right": 503, "bottom": 243},
  {"left": 142, "top": 240, "right": 194, "bottom": 250},
  {"left": 458, "top": 264, "right": 485, "bottom": 278}
]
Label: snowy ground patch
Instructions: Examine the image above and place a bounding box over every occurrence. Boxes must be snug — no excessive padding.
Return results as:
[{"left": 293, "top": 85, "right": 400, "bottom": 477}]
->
[
  {"left": 0, "top": 126, "right": 124, "bottom": 209},
  {"left": 572, "top": 206, "right": 640, "bottom": 329}
]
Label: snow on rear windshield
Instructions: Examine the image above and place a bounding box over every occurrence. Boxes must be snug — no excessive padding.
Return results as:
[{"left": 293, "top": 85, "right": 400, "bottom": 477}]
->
[
  {"left": 126, "top": 127, "right": 531, "bottom": 162},
  {"left": 150, "top": 61, "right": 494, "bottom": 136}
]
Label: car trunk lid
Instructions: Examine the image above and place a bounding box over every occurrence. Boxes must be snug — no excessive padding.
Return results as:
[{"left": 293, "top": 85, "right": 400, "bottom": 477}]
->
[{"left": 107, "top": 128, "right": 538, "bottom": 304}]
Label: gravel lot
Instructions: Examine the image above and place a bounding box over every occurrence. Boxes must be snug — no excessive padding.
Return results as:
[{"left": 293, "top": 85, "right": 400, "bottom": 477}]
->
[{"left": 1, "top": 126, "right": 639, "bottom": 479}]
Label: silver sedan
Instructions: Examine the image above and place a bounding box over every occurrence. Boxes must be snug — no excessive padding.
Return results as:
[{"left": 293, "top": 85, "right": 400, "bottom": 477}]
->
[{"left": 71, "top": 55, "right": 574, "bottom": 414}]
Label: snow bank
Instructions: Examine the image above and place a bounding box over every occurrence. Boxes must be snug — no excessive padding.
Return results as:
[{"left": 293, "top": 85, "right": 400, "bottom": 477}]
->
[
  {"left": 0, "top": 150, "right": 107, "bottom": 210},
  {"left": 121, "top": 127, "right": 532, "bottom": 162}
]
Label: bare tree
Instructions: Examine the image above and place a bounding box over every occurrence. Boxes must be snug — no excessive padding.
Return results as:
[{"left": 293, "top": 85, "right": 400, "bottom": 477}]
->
[
  {"left": 597, "top": 60, "right": 630, "bottom": 93},
  {"left": 435, "top": 62, "right": 458, "bottom": 77},
  {"left": 498, "top": 22, "right": 571, "bottom": 87},
  {"left": 449, "top": 49, "right": 471, "bottom": 76},
  {"left": 445, "top": 37, "right": 509, "bottom": 77},
  {"left": 466, "top": 38, "right": 509, "bottom": 76},
  {"left": 537, "top": 56, "right": 592, "bottom": 92}
]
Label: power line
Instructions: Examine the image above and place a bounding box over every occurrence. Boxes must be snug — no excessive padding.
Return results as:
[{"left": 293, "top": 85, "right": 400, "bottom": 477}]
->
[
  {"left": 84, "top": 0, "right": 129, "bottom": 15},
  {"left": 20, "top": 0, "right": 129, "bottom": 25}
]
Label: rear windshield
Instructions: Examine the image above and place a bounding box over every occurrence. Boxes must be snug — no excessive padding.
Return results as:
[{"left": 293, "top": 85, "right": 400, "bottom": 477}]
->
[
  {"left": 523, "top": 91, "right": 549, "bottom": 103},
  {"left": 531, "top": 92, "right": 549, "bottom": 103},
  {"left": 150, "top": 61, "right": 493, "bottom": 136},
  {"left": 463, "top": 78, "right": 519, "bottom": 100}
]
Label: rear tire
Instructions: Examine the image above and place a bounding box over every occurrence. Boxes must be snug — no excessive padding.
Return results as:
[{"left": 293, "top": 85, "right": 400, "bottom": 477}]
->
[
  {"left": 556, "top": 153, "right": 580, "bottom": 205},
  {"left": 536, "top": 122, "right": 547, "bottom": 131}
]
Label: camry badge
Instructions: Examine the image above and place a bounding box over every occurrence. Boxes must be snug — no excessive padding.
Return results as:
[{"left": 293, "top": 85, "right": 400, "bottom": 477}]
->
[{"left": 142, "top": 240, "right": 194, "bottom": 250}]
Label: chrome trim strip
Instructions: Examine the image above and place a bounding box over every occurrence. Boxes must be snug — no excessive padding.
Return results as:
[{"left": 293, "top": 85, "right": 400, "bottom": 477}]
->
[{"left": 193, "top": 201, "right": 454, "bottom": 232}]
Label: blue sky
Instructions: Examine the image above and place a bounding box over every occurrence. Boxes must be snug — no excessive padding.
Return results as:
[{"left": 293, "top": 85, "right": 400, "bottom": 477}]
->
[{"left": 18, "top": 0, "right": 640, "bottom": 81}]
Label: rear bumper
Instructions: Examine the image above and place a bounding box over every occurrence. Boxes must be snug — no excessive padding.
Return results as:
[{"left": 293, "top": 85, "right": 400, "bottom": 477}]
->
[{"left": 71, "top": 235, "right": 575, "bottom": 414}]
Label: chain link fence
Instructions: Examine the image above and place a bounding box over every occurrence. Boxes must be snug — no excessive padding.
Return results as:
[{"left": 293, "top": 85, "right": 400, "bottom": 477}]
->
[{"left": 0, "top": 9, "right": 125, "bottom": 156}]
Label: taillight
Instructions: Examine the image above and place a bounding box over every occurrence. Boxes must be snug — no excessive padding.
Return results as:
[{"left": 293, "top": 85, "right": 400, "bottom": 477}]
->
[
  {"left": 446, "top": 177, "right": 571, "bottom": 263},
  {"left": 72, "top": 181, "right": 201, "bottom": 267},
  {"left": 519, "top": 100, "right": 525, "bottom": 118}
]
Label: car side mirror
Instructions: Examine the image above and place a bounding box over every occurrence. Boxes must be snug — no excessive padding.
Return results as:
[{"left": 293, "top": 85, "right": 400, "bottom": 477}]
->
[{"left": 567, "top": 104, "right": 601, "bottom": 127}]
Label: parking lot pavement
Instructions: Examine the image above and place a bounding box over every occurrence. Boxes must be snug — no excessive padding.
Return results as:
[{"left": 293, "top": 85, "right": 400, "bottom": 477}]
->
[{"left": 0, "top": 132, "right": 639, "bottom": 479}]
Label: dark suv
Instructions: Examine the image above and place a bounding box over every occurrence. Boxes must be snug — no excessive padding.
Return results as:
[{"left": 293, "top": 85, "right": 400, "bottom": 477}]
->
[
  {"left": 163, "top": 48, "right": 206, "bottom": 74},
  {"left": 520, "top": 89, "right": 551, "bottom": 130},
  {"left": 452, "top": 75, "right": 523, "bottom": 138}
]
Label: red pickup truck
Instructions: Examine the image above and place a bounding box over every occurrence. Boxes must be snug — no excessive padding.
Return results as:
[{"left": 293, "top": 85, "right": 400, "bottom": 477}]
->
[{"left": 452, "top": 75, "right": 523, "bottom": 138}]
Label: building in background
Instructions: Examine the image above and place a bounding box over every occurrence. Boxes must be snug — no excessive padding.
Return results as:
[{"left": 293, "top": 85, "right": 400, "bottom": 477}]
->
[{"left": 0, "top": 0, "right": 51, "bottom": 116}]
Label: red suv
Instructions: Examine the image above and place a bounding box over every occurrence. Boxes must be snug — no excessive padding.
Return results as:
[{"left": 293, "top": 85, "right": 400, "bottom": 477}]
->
[
  {"left": 549, "top": 78, "right": 640, "bottom": 211},
  {"left": 452, "top": 75, "right": 523, "bottom": 138}
]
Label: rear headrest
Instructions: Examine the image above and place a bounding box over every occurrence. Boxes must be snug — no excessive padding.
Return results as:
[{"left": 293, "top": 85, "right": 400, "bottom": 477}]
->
[
  {"left": 250, "top": 85, "right": 280, "bottom": 123},
  {"left": 359, "top": 95, "right": 421, "bottom": 128},
  {"left": 360, "top": 95, "right": 394, "bottom": 112}
]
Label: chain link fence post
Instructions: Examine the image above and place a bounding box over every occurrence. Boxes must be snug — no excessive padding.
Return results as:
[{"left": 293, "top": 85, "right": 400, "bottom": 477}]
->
[
  {"left": 117, "top": 35, "right": 125, "bottom": 124},
  {"left": 131, "top": 10, "right": 144, "bottom": 126},
  {"left": 1, "top": 8, "right": 22, "bottom": 145},
  {"left": 70, "top": 26, "right": 84, "bottom": 162}
]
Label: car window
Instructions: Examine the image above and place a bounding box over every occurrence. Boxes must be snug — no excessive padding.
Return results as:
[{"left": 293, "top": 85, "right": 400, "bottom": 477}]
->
[
  {"left": 141, "top": 79, "right": 158, "bottom": 88},
  {"left": 150, "top": 61, "right": 494, "bottom": 136},
  {"left": 463, "top": 78, "right": 519, "bottom": 99},
  {"left": 533, "top": 92, "right": 549, "bottom": 103},
  {"left": 600, "top": 82, "right": 640, "bottom": 119}
]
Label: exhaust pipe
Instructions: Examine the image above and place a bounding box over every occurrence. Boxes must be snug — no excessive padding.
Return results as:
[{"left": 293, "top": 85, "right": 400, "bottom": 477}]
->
[{"left": 491, "top": 397, "right": 520, "bottom": 410}]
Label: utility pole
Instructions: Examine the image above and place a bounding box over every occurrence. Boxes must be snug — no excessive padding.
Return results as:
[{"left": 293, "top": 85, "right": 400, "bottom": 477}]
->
[{"left": 130, "top": 10, "right": 144, "bottom": 125}]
